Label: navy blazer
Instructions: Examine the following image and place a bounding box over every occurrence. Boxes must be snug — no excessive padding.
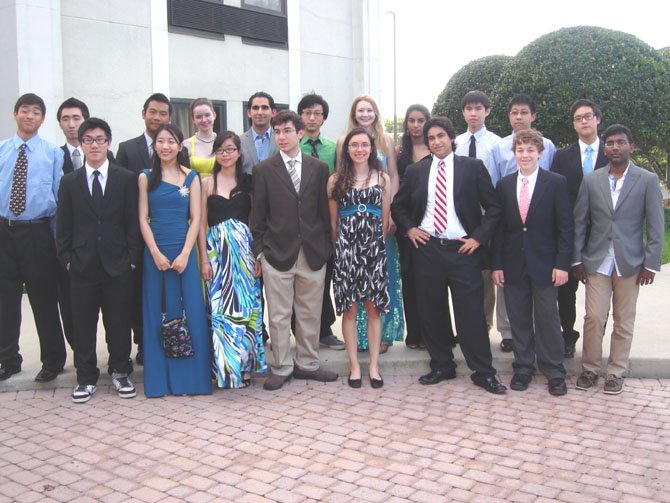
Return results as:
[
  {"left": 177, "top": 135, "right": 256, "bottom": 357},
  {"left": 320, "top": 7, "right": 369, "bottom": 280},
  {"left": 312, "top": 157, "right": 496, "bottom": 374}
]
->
[
  {"left": 550, "top": 141, "right": 607, "bottom": 207},
  {"left": 491, "top": 168, "right": 573, "bottom": 286}
]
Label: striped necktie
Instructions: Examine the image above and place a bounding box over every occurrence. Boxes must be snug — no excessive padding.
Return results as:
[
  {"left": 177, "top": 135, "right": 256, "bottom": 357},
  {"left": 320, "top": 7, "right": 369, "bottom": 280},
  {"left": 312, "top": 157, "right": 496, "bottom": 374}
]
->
[
  {"left": 434, "top": 160, "right": 447, "bottom": 234},
  {"left": 287, "top": 159, "right": 300, "bottom": 192}
]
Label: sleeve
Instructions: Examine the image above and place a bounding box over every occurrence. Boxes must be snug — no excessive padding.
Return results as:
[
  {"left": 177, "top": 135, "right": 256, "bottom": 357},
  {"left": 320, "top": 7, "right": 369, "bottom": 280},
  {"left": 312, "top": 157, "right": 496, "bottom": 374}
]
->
[
  {"left": 643, "top": 172, "right": 664, "bottom": 272},
  {"left": 56, "top": 176, "right": 72, "bottom": 269}
]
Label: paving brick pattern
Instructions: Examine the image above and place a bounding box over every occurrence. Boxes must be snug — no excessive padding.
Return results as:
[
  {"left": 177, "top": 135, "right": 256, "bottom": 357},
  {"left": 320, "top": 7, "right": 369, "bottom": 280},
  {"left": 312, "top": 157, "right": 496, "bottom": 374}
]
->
[{"left": 1, "top": 375, "right": 669, "bottom": 502}]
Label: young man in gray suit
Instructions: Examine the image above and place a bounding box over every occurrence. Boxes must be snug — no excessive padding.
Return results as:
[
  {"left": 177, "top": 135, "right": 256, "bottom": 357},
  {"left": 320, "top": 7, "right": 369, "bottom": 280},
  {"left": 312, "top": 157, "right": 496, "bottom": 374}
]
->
[
  {"left": 573, "top": 124, "right": 664, "bottom": 395},
  {"left": 241, "top": 91, "right": 279, "bottom": 174}
]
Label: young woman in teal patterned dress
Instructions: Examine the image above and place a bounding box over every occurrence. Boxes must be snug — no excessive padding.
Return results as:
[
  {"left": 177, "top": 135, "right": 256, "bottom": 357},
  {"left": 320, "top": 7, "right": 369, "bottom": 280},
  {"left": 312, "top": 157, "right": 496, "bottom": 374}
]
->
[
  {"left": 337, "top": 96, "right": 404, "bottom": 353},
  {"left": 198, "top": 131, "right": 266, "bottom": 388},
  {"left": 329, "top": 128, "right": 392, "bottom": 388}
]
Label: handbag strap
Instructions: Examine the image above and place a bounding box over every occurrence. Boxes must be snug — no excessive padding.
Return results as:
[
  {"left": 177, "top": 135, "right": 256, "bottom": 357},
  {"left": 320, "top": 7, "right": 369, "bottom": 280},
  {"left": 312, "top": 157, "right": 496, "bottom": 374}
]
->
[{"left": 161, "top": 271, "right": 186, "bottom": 319}]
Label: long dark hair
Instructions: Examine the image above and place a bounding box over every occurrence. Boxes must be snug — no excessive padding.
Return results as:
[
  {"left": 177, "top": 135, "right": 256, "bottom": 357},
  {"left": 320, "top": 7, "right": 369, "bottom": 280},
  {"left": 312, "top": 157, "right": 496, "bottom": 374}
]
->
[
  {"left": 212, "top": 131, "right": 244, "bottom": 194},
  {"left": 149, "top": 124, "right": 185, "bottom": 191},
  {"left": 397, "top": 104, "right": 430, "bottom": 171},
  {"left": 333, "top": 127, "right": 382, "bottom": 201}
]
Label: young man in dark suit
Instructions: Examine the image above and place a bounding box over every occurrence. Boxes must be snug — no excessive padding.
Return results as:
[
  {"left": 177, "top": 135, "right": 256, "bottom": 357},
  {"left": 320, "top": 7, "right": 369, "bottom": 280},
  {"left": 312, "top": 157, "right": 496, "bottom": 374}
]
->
[
  {"left": 57, "top": 118, "right": 142, "bottom": 403},
  {"left": 391, "top": 117, "right": 506, "bottom": 394},
  {"left": 492, "top": 129, "right": 573, "bottom": 396},
  {"left": 550, "top": 99, "right": 608, "bottom": 358},
  {"left": 252, "top": 110, "right": 338, "bottom": 390}
]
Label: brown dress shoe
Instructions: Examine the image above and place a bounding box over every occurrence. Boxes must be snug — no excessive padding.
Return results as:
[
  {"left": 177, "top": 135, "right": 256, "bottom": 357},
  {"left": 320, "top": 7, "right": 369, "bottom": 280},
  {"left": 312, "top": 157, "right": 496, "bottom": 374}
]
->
[
  {"left": 263, "top": 372, "right": 292, "bottom": 391},
  {"left": 292, "top": 367, "right": 339, "bottom": 382}
]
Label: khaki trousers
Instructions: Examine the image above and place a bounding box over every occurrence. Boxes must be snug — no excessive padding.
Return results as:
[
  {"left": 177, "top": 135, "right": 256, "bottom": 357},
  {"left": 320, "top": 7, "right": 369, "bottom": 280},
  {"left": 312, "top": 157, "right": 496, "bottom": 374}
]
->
[
  {"left": 582, "top": 271, "right": 639, "bottom": 377},
  {"left": 262, "top": 248, "right": 325, "bottom": 376}
]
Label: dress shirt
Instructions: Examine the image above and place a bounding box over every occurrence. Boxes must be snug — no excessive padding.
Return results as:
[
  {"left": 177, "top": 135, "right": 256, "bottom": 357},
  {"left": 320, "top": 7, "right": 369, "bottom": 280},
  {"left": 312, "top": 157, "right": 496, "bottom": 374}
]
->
[
  {"left": 0, "top": 134, "right": 64, "bottom": 225},
  {"left": 516, "top": 166, "right": 539, "bottom": 205},
  {"left": 489, "top": 133, "right": 556, "bottom": 187},
  {"left": 66, "top": 143, "right": 84, "bottom": 165},
  {"left": 252, "top": 127, "right": 272, "bottom": 162},
  {"left": 419, "top": 154, "right": 467, "bottom": 239},
  {"left": 578, "top": 138, "right": 600, "bottom": 167},
  {"left": 144, "top": 132, "right": 154, "bottom": 157},
  {"left": 596, "top": 165, "right": 628, "bottom": 276},
  {"left": 279, "top": 150, "right": 303, "bottom": 179},
  {"left": 85, "top": 160, "right": 109, "bottom": 195},
  {"left": 455, "top": 127, "right": 501, "bottom": 175},
  {"left": 300, "top": 134, "right": 336, "bottom": 173}
]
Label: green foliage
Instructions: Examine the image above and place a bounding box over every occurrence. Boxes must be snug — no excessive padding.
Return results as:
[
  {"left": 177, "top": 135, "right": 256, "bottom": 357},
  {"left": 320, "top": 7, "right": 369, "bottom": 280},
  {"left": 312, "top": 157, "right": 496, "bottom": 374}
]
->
[
  {"left": 384, "top": 117, "right": 404, "bottom": 144},
  {"left": 432, "top": 55, "right": 512, "bottom": 134}
]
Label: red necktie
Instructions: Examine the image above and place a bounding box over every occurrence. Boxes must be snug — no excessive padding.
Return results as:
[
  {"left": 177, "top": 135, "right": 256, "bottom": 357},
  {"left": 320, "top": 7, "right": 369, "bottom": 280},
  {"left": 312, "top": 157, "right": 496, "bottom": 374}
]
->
[{"left": 434, "top": 160, "right": 447, "bottom": 234}]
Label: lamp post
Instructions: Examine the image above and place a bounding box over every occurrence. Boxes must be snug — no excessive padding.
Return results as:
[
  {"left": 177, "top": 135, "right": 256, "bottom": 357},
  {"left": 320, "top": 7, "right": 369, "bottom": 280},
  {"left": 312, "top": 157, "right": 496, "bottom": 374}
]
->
[{"left": 387, "top": 9, "right": 397, "bottom": 145}]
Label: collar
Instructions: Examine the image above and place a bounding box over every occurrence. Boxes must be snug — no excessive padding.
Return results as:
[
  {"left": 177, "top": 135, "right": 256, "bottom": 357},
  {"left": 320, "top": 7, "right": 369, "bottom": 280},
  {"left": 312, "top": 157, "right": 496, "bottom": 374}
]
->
[
  {"left": 517, "top": 166, "right": 539, "bottom": 183},
  {"left": 578, "top": 137, "right": 600, "bottom": 153},
  {"left": 144, "top": 131, "right": 153, "bottom": 147},
  {"left": 85, "top": 159, "right": 110, "bottom": 179},
  {"left": 608, "top": 163, "right": 630, "bottom": 179},
  {"left": 280, "top": 150, "right": 303, "bottom": 165},
  {"left": 252, "top": 127, "right": 271, "bottom": 141},
  {"left": 469, "top": 127, "right": 488, "bottom": 141},
  {"left": 12, "top": 133, "right": 40, "bottom": 150},
  {"left": 431, "top": 152, "right": 454, "bottom": 168},
  {"left": 66, "top": 142, "right": 81, "bottom": 156},
  {"left": 302, "top": 134, "right": 322, "bottom": 145}
]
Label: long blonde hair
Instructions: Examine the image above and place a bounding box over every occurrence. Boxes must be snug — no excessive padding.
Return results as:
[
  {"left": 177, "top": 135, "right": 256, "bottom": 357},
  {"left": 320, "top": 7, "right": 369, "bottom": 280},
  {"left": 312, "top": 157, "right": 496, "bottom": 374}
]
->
[{"left": 347, "top": 95, "right": 389, "bottom": 157}]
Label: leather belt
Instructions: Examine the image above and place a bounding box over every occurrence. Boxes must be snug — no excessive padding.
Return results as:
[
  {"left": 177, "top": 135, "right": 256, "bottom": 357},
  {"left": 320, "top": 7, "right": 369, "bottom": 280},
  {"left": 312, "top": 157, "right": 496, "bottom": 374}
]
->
[{"left": 0, "top": 216, "right": 50, "bottom": 227}]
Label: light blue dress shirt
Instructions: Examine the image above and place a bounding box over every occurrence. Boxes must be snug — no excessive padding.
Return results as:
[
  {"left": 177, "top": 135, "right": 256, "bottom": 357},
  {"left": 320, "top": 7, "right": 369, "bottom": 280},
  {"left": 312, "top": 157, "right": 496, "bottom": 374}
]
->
[
  {"left": 455, "top": 127, "right": 501, "bottom": 176},
  {"left": 488, "top": 133, "right": 556, "bottom": 187},
  {"left": 252, "top": 127, "right": 271, "bottom": 162}
]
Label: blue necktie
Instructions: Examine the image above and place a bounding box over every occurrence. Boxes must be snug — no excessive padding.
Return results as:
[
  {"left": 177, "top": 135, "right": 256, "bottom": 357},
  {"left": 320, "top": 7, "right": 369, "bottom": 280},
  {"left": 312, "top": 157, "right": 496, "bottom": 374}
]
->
[{"left": 583, "top": 145, "right": 594, "bottom": 175}]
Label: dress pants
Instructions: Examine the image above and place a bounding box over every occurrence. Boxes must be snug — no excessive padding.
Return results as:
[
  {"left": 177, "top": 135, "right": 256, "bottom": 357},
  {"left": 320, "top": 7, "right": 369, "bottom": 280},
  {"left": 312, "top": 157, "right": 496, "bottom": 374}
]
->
[
  {"left": 413, "top": 238, "right": 495, "bottom": 377},
  {"left": 262, "top": 248, "right": 325, "bottom": 376},
  {"left": 557, "top": 272, "right": 580, "bottom": 344},
  {"left": 503, "top": 269, "right": 566, "bottom": 380},
  {"left": 0, "top": 221, "right": 65, "bottom": 371},
  {"left": 70, "top": 267, "right": 134, "bottom": 385}
]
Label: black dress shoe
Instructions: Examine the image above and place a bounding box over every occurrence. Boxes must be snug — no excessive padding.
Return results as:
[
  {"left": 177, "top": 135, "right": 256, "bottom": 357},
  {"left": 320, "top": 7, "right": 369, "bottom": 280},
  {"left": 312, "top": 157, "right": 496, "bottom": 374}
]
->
[
  {"left": 548, "top": 378, "right": 568, "bottom": 396},
  {"left": 0, "top": 366, "right": 21, "bottom": 381},
  {"left": 563, "top": 341, "right": 576, "bottom": 359},
  {"left": 510, "top": 373, "right": 532, "bottom": 391},
  {"left": 370, "top": 375, "right": 384, "bottom": 389},
  {"left": 34, "top": 368, "right": 63, "bottom": 383},
  {"left": 473, "top": 375, "right": 507, "bottom": 394},
  {"left": 419, "top": 368, "right": 456, "bottom": 385},
  {"left": 136, "top": 350, "right": 144, "bottom": 366},
  {"left": 500, "top": 339, "right": 514, "bottom": 352},
  {"left": 348, "top": 374, "right": 362, "bottom": 389}
]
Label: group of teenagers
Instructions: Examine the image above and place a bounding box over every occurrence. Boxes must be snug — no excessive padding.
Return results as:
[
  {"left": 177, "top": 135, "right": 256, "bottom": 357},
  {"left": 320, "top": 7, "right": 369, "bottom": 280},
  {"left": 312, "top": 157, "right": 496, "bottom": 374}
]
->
[{"left": 0, "top": 87, "right": 662, "bottom": 403}]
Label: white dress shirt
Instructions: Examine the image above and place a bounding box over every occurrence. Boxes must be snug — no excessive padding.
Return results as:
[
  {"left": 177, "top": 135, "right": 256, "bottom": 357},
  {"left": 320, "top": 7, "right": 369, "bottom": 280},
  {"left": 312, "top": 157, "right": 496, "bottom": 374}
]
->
[
  {"left": 516, "top": 166, "right": 539, "bottom": 205},
  {"left": 578, "top": 138, "right": 600, "bottom": 166},
  {"left": 85, "top": 160, "right": 109, "bottom": 195},
  {"left": 419, "top": 153, "right": 467, "bottom": 239},
  {"left": 279, "top": 150, "right": 303, "bottom": 178}
]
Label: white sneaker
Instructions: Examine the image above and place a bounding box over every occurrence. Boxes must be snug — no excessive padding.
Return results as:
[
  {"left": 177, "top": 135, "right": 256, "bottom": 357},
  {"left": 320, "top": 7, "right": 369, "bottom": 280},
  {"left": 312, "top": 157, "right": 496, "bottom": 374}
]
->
[
  {"left": 112, "top": 373, "right": 136, "bottom": 398},
  {"left": 72, "top": 384, "right": 97, "bottom": 403}
]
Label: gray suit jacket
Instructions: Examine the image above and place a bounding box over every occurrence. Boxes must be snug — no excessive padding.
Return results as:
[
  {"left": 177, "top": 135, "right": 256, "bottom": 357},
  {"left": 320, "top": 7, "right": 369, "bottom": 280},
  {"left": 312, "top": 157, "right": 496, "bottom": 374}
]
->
[
  {"left": 573, "top": 162, "right": 664, "bottom": 277},
  {"left": 240, "top": 127, "right": 278, "bottom": 175}
]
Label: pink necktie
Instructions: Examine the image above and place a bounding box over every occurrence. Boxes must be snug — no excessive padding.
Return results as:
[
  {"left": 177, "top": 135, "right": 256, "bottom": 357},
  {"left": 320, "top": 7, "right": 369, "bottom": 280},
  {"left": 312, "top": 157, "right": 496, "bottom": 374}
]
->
[
  {"left": 518, "top": 177, "right": 530, "bottom": 224},
  {"left": 434, "top": 160, "right": 447, "bottom": 234}
]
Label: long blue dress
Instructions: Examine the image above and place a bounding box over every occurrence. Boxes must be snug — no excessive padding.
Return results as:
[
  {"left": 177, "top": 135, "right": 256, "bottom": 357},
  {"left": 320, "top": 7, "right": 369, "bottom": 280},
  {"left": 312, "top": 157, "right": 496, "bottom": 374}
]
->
[
  {"left": 356, "top": 152, "right": 404, "bottom": 350},
  {"left": 142, "top": 169, "right": 212, "bottom": 397}
]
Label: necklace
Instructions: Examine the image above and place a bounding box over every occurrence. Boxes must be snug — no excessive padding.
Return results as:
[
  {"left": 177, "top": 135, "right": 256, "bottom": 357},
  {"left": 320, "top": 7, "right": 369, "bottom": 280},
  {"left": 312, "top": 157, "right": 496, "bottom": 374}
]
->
[{"left": 195, "top": 133, "right": 215, "bottom": 143}]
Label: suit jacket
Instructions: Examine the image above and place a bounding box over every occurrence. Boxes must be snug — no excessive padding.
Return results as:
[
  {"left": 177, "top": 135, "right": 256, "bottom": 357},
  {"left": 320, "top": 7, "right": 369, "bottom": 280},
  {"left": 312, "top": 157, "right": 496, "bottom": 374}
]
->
[
  {"left": 550, "top": 141, "right": 607, "bottom": 207},
  {"left": 241, "top": 128, "right": 279, "bottom": 175},
  {"left": 116, "top": 133, "right": 190, "bottom": 174},
  {"left": 391, "top": 154, "right": 502, "bottom": 250},
  {"left": 56, "top": 162, "right": 142, "bottom": 279},
  {"left": 252, "top": 153, "right": 331, "bottom": 271},
  {"left": 491, "top": 168, "right": 573, "bottom": 286},
  {"left": 573, "top": 162, "right": 664, "bottom": 277},
  {"left": 61, "top": 144, "right": 115, "bottom": 174}
]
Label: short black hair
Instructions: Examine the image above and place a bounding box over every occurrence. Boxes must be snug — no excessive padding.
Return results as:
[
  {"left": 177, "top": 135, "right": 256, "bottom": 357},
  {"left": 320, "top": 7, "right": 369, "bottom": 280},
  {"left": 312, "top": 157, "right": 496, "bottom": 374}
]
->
[
  {"left": 271, "top": 110, "right": 304, "bottom": 131},
  {"left": 297, "top": 93, "right": 329, "bottom": 120},
  {"left": 57, "top": 97, "right": 90, "bottom": 121},
  {"left": 507, "top": 93, "right": 536, "bottom": 114},
  {"left": 78, "top": 117, "right": 112, "bottom": 143},
  {"left": 423, "top": 117, "right": 457, "bottom": 152},
  {"left": 247, "top": 91, "right": 276, "bottom": 111},
  {"left": 461, "top": 90, "right": 491, "bottom": 111},
  {"left": 143, "top": 93, "right": 172, "bottom": 116},
  {"left": 569, "top": 99, "right": 601, "bottom": 120},
  {"left": 14, "top": 93, "right": 46, "bottom": 115},
  {"left": 603, "top": 124, "right": 633, "bottom": 144}
]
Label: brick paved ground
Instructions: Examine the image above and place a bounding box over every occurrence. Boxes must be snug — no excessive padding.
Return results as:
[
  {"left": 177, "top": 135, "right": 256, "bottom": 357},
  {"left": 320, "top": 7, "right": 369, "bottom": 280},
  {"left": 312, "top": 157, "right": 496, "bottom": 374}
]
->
[{"left": 1, "top": 375, "right": 668, "bottom": 503}]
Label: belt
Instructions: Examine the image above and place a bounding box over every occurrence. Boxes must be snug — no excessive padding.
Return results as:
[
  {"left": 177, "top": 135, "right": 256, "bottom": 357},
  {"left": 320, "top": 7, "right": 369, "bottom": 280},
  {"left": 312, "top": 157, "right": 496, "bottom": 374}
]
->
[
  {"left": 429, "top": 235, "right": 468, "bottom": 246},
  {"left": 0, "top": 216, "right": 51, "bottom": 227},
  {"left": 339, "top": 203, "right": 382, "bottom": 219}
]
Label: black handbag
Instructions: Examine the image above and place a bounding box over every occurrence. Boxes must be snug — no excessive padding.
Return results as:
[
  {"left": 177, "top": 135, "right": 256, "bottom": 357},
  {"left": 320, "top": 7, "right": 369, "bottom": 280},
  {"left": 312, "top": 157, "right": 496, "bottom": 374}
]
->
[{"left": 160, "top": 272, "right": 195, "bottom": 358}]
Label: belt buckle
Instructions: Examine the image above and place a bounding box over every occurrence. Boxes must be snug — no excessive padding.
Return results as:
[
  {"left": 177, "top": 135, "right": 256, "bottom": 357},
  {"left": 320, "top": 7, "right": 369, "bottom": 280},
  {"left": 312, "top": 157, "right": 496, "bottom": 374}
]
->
[
  {"left": 357, "top": 203, "right": 367, "bottom": 213},
  {"left": 7, "top": 219, "right": 15, "bottom": 227}
]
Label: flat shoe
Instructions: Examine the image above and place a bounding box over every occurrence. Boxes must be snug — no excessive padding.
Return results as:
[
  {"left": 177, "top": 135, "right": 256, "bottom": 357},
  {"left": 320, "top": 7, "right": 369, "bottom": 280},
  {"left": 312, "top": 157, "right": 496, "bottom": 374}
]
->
[
  {"left": 348, "top": 373, "right": 362, "bottom": 389},
  {"left": 370, "top": 375, "right": 384, "bottom": 389}
]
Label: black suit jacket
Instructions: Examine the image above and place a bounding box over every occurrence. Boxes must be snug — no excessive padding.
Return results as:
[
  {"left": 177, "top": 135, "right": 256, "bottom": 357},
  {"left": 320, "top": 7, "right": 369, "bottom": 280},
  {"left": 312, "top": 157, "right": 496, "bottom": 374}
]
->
[
  {"left": 491, "top": 168, "right": 573, "bottom": 286},
  {"left": 252, "top": 153, "right": 331, "bottom": 271},
  {"left": 61, "top": 144, "right": 115, "bottom": 174},
  {"left": 391, "top": 154, "right": 502, "bottom": 249},
  {"left": 56, "top": 162, "right": 142, "bottom": 279},
  {"left": 116, "top": 133, "right": 190, "bottom": 173},
  {"left": 550, "top": 141, "right": 607, "bottom": 207}
]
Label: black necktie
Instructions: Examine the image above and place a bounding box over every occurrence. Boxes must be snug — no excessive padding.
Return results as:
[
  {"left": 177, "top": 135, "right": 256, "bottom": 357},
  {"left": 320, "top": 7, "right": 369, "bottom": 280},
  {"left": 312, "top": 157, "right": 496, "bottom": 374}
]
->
[
  {"left": 92, "top": 170, "right": 103, "bottom": 214},
  {"left": 468, "top": 135, "right": 476, "bottom": 158},
  {"left": 308, "top": 139, "right": 319, "bottom": 159},
  {"left": 9, "top": 144, "right": 28, "bottom": 216}
]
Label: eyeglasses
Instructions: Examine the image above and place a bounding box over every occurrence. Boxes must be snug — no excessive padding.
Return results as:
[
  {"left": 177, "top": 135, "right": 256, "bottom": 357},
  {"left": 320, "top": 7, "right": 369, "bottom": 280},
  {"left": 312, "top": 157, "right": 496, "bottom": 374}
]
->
[
  {"left": 214, "top": 147, "right": 238, "bottom": 155},
  {"left": 604, "top": 139, "right": 629, "bottom": 147},
  {"left": 81, "top": 136, "right": 109, "bottom": 145},
  {"left": 573, "top": 112, "right": 595, "bottom": 122},
  {"left": 301, "top": 110, "right": 323, "bottom": 118},
  {"left": 273, "top": 128, "right": 296, "bottom": 137},
  {"left": 348, "top": 142, "right": 371, "bottom": 150},
  {"left": 509, "top": 110, "right": 531, "bottom": 117}
]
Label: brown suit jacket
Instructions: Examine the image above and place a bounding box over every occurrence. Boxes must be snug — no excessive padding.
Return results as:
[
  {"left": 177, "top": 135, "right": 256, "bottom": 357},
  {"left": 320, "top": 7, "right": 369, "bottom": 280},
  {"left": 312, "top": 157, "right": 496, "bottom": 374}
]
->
[{"left": 252, "top": 152, "right": 331, "bottom": 271}]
